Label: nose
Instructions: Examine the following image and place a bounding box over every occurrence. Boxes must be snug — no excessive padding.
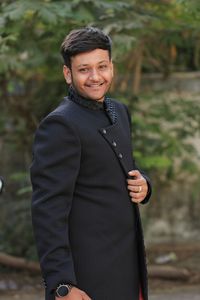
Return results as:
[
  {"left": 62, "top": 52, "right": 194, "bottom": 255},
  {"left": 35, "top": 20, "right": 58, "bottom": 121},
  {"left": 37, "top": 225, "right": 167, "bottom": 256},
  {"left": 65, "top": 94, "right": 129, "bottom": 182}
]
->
[{"left": 89, "top": 68, "right": 100, "bottom": 81}]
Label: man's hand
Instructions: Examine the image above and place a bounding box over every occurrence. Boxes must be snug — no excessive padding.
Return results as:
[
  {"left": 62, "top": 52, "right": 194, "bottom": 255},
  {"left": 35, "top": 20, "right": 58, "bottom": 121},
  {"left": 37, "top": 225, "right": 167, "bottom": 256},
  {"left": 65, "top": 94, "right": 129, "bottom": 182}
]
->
[
  {"left": 55, "top": 286, "right": 92, "bottom": 300},
  {"left": 127, "top": 170, "right": 148, "bottom": 204}
]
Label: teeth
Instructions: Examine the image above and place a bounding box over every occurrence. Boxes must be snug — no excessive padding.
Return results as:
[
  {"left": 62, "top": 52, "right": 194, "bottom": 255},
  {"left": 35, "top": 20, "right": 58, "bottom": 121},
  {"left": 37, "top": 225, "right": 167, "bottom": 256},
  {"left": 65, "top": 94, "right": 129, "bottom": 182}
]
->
[{"left": 89, "top": 83, "right": 103, "bottom": 87}]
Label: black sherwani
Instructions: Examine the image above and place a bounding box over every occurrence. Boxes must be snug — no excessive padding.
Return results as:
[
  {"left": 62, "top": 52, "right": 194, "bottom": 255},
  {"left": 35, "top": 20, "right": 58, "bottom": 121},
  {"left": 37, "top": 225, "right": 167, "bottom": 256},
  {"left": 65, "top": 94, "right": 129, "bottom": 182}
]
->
[{"left": 30, "top": 88, "right": 151, "bottom": 300}]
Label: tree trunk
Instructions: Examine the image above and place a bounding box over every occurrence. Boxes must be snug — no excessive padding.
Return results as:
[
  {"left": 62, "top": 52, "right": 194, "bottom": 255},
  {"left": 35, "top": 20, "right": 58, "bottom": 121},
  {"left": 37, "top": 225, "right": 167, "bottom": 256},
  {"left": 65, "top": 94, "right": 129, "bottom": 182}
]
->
[
  {"left": 0, "top": 252, "right": 40, "bottom": 272},
  {"left": 132, "top": 42, "right": 144, "bottom": 95},
  {"left": 0, "top": 252, "right": 196, "bottom": 282},
  {"left": 149, "top": 265, "right": 191, "bottom": 281}
]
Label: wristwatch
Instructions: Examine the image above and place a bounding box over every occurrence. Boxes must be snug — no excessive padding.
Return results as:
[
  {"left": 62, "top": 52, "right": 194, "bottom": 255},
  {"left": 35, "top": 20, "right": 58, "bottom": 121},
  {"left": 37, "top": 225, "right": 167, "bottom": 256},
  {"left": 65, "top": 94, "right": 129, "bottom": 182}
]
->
[{"left": 55, "top": 283, "right": 73, "bottom": 298}]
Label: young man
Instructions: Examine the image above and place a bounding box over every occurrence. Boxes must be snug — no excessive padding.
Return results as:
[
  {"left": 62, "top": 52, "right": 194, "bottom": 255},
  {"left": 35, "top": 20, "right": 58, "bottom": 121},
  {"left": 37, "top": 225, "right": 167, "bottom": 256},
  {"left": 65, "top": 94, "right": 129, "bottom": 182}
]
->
[{"left": 31, "top": 27, "right": 151, "bottom": 300}]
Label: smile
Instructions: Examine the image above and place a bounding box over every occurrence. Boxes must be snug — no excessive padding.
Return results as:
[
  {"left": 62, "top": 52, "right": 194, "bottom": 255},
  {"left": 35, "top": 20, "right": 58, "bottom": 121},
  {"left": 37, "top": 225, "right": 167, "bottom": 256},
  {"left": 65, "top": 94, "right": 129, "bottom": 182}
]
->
[{"left": 86, "top": 82, "right": 104, "bottom": 87}]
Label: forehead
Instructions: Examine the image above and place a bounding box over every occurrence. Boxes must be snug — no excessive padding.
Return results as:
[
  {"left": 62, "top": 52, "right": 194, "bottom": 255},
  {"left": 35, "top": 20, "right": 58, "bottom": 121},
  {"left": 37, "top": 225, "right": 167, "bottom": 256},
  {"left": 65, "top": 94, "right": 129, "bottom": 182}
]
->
[{"left": 71, "top": 49, "right": 110, "bottom": 67}]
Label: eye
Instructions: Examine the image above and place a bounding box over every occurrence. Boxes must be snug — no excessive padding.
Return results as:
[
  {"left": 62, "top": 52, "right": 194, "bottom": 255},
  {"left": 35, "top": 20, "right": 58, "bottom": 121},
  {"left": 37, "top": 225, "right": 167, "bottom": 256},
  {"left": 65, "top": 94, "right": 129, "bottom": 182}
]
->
[
  {"left": 99, "top": 64, "right": 108, "bottom": 70},
  {"left": 79, "top": 68, "right": 89, "bottom": 73}
]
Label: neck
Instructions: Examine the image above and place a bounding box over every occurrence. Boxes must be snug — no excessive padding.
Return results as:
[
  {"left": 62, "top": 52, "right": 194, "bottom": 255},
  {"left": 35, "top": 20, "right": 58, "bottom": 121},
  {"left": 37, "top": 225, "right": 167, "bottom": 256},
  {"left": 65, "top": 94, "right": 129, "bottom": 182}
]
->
[{"left": 68, "top": 86, "right": 104, "bottom": 111}]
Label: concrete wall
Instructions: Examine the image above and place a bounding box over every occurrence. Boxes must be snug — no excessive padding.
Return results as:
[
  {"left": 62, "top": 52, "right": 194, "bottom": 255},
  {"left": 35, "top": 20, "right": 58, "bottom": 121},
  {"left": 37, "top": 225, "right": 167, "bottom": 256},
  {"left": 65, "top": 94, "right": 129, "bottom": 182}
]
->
[
  {"left": 141, "top": 71, "right": 200, "bottom": 93},
  {"left": 139, "top": 72, "right": 200, "bottom": 243}
]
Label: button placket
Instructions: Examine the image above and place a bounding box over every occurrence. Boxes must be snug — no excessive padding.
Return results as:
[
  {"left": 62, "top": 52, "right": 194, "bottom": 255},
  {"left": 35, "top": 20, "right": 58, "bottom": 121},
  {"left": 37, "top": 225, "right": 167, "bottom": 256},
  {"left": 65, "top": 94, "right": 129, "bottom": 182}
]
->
[
  {"left": 112, "top": 141, "right": 117, "bottom": 147},
  {"left": 118, "top": 153, "right": 123, "bottom": 159},
  {"left": 99, "top": 127, "right": 129, "bottom": 177}
]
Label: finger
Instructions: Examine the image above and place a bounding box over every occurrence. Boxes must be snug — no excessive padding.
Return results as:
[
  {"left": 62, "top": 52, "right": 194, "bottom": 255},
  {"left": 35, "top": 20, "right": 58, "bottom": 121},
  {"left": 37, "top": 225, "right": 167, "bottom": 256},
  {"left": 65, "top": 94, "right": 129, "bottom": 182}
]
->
[
  {"left": 127, "top": 185, "right": 142, "bottom": 193},
  {"left": 130, "top": 196, "right": 144, "bottom": 203},
  {"left": 128, "top": 169, "right": 141, "bottom": 179},
  {"left": 127, "top": 183, "right": 147, "bottom": 195},
  {"left": 130, "top": 196, "right": 143, "bottom": 203},
  {"left": 127, "top": 178, "right": 145, "bottom": 186},
  {"left": 129, "top": 192, "right": 146, "bottom": 203},
  {"left": 129, "top": 191, "right": 145, "bottom": 198}
]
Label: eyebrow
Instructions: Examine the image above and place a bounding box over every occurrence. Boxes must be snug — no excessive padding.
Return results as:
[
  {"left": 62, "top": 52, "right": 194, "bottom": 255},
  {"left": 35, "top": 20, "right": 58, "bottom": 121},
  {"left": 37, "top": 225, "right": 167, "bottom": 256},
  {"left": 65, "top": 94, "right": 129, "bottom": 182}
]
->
[{"left": 77, "top": 60, "right": 109, "bottom": 68}]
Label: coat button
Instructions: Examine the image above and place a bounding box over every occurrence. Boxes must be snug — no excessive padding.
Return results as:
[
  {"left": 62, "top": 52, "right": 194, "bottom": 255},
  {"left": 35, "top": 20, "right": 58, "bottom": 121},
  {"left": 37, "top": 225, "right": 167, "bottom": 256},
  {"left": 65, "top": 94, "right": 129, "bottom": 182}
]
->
[
  {"left": 102, "top": 129, "right": 107, "bottom": 134},
  {"left": 118, "top": 153, "right": 123, "bottom": 159},
  {"left": 112, "top": 141, "right": 117, "bottom": 147}
]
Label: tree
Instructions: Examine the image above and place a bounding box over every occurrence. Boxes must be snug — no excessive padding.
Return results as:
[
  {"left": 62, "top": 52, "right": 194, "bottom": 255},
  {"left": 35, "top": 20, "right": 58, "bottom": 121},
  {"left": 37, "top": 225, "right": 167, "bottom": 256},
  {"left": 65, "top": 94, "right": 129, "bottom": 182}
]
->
[{"left": 1, "top": 0, "right": 200, "bottom": 257}]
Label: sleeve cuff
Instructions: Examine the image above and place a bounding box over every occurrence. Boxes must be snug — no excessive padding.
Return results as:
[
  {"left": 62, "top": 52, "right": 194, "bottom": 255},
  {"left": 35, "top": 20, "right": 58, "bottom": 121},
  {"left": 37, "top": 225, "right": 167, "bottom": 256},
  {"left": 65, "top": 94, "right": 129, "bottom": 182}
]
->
[{"left": 141, "top": 175, "right": 152, "bottom": 204}]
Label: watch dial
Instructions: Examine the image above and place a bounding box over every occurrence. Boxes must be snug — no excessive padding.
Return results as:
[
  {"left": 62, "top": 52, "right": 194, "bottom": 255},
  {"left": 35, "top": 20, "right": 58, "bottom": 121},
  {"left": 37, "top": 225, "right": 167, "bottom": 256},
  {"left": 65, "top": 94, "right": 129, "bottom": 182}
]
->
[{"left": 57, "top": 285, "right": 69, "bottom": 296}]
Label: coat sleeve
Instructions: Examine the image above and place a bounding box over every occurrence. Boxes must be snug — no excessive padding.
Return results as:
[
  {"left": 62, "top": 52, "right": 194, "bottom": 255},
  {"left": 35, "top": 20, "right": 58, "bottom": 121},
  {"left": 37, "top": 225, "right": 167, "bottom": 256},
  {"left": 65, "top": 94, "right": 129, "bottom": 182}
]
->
[
  {"left": 30, "top": 113, "right": 81, "bottom": 295},
  {"left": 123, "top": 104, "right": 152, "bottom": 204}
]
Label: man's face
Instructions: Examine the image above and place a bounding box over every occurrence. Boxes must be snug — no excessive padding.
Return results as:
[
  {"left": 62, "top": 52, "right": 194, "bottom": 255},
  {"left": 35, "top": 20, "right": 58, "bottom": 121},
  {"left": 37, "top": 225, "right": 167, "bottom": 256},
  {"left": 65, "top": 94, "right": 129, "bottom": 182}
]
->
[{"left": 63, "top": 49, "right": 113, "bottom": 102}]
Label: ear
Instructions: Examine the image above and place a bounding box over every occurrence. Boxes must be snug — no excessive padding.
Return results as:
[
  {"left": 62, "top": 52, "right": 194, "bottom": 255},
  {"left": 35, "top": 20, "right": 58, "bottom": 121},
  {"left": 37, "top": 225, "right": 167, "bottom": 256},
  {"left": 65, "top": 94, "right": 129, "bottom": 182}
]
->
[{"left": 63, "top": 65, "right": 72, "bottom": 84}]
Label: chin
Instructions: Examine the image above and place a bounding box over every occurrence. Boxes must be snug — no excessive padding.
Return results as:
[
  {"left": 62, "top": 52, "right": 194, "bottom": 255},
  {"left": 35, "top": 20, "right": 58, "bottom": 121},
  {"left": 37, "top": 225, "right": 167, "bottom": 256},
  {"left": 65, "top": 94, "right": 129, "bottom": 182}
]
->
[{"left": 90, "top": 95, "right": 105, "bottom": 102}]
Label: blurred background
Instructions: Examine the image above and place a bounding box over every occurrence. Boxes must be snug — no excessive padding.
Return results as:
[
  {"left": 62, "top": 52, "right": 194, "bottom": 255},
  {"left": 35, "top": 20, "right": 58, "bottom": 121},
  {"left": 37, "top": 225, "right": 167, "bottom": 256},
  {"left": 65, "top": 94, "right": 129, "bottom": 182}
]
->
[{"left": 0, "top": 0, "right": 200, "bottom": 299}]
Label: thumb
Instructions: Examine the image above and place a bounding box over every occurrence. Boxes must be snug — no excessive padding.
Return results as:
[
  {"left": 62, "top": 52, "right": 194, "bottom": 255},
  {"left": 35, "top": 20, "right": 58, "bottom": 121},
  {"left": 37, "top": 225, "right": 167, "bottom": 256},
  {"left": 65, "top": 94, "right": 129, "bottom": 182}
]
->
[
  {"left": 81, "top": 291, "right": 92, "bottom": 300},
  {"left": 82, "top": 295, "right": 92, "bottom": 300}
]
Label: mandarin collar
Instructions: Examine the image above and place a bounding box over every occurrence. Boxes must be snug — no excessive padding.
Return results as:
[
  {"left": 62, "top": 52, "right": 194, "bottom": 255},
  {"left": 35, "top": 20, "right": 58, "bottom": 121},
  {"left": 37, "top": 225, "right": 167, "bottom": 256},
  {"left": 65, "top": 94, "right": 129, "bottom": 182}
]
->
[
  {"left": 68, "top": 86, "right": 104, "bottom": 111},
  {"left": 68, "top": 86, "right": 117, "bottom": 124}
]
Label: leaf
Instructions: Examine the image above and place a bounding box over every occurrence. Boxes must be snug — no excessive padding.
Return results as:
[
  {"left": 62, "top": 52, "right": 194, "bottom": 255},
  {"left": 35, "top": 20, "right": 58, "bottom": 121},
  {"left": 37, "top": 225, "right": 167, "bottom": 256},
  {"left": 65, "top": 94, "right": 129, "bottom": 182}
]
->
[
  {"left": 17, "top": 186, "right": 32, "bottom": 195},
  {"left": 38, "top": 7, "right": 58, "bottom": 24},
  {"left": 3, "top": 1, "right": 29, "bottom": 21},
  {"left": 71, "top": 4, "right": 94, "bottom": 23},
  {"left": 134, "top": 152, "right": 172, "bottom": 170},
  {"left": 9, "top": 172, "right": 29, "bottom": 182},
  {"left": 0, "top": 16, "right": 5, "bottom": 27}
]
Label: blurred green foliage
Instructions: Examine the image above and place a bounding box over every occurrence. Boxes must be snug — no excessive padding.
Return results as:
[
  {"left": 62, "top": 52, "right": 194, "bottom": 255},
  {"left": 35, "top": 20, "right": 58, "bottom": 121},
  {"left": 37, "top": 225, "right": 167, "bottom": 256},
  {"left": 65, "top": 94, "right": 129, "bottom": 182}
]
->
[{"left": 0, "top": 0, "right": 200, "bottom": 258}]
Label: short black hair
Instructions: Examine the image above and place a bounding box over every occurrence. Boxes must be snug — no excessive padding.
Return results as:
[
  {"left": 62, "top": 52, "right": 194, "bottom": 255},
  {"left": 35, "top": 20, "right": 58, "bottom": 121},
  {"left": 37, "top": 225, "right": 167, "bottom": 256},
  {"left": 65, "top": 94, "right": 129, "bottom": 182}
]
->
[{"left": 60, "top": 26, "right": 112, "bottom": 68}]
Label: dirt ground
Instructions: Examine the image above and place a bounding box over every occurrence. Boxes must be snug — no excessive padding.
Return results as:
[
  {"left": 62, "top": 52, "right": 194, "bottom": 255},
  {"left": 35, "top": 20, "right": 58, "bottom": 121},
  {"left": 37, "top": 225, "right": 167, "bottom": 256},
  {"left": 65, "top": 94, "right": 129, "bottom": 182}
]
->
[
  {"left": 148, "top": 242, "right": 200, "bottom": 299},
  {"left": 0, "top": 287, "right": 200, "bottom": 300},
  {"left": 0, "top": 277, "right": 199, "bottom": 300},
  {"left": 0, "top": 282, "right": 199, "bottom": 300},
  {"left": 0, "top": 242, "right": 199, "bottom": 299}
]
